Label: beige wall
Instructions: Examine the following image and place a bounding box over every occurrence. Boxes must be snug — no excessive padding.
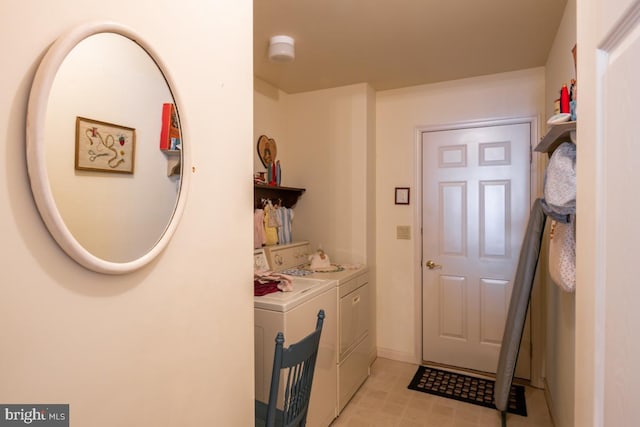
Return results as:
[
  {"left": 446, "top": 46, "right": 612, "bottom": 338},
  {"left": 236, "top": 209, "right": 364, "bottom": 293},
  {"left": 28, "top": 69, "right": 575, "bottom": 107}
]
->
[
  {"left": 542, "top": 0, "right": 577, "bottom": 426},
  {"left": 0, "top": 1, "right": 254, "bottom": 426},
  {"left": 253, "top": 80, "right": 375, "bottom": 265},
  {"left": 545, "top": 0, "right": 577, "bottom": 122},
  {"left": 375, "top": 68, "right": 545, "bottom": 362},
  {"left": 254, "top": 79, "right": 288, "bottom": 174},
  {"left": 285, "top": 84, "right": 373, "bottom": 262}
]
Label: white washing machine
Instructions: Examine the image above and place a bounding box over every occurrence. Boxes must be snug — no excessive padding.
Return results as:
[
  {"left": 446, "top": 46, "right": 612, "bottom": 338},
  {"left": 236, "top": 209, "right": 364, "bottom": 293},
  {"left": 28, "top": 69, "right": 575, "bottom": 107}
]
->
[
  {"left": 254, "top": 249, "right": 338, "bottom": 427},
  {"left": 263, "top": 242, "right": 371, "bottom": 414}
]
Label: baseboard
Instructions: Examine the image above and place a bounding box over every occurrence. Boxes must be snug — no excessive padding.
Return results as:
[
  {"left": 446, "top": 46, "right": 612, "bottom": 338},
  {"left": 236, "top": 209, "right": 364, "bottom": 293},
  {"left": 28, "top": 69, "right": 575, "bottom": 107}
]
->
[
  {"left": 369, "top": 349, "right": 377, "bottom": 366},
  {"left": 376, "top": 347, "right": 419, "bottom": 364}
]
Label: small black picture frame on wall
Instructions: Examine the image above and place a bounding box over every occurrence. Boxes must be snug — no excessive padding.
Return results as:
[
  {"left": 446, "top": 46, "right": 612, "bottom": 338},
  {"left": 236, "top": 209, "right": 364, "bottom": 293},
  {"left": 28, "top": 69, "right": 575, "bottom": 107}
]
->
[{"left": 395, "top": 187, "right": 410, "bottom": 205}]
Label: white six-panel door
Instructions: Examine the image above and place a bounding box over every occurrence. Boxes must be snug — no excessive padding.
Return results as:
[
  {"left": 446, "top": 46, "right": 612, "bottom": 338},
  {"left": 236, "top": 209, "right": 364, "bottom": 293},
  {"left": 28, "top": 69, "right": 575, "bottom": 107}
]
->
[{"left": 421, "top": 122, "right": 531, "bottom": 377}]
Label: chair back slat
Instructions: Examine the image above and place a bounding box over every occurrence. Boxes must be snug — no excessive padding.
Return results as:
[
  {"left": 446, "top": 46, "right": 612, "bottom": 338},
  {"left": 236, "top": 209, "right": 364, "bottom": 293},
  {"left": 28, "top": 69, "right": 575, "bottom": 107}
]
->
[{"left": 261, "top": 309, "right": 325, "bottom": 427}]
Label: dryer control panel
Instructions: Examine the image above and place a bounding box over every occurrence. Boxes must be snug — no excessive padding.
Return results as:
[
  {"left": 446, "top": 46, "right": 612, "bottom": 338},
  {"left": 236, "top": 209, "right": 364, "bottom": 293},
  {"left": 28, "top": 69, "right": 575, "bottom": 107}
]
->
[{"left": 263, "top": 241, "right": 311, "bottom": 271}]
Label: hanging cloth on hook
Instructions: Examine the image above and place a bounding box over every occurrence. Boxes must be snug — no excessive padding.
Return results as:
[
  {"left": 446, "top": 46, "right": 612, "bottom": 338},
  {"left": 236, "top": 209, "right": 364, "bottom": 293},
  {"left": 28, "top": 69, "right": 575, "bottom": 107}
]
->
[
  {"left": 263, "top": 201, "right": 278, "bottom": 245},
  {"left": 267, "top": 202, "right": 282, "bottom": 228},
  {"left": 275, "top": 206, "right": 294, "bottom": 244},
  {"left": 254, "top": 209, "right": 266, "bottom": 249}
]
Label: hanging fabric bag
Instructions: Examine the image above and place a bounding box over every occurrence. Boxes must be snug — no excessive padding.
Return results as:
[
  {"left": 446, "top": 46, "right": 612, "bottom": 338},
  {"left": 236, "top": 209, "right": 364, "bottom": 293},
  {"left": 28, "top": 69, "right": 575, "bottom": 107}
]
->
[
  {"left": 548, "top": 216, "right": 576, "bottom": 292},
  {"left": 543, "top": 142, "right": 576, "bottom": 218}
]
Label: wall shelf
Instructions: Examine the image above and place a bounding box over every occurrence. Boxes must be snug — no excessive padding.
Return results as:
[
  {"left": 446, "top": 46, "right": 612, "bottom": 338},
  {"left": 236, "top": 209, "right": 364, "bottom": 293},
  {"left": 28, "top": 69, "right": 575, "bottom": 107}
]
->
[
  {"left": 535, "top": 121, "right": 576, "bottom": 154},
  {"left": 161, "top": 149, "right": 181, "bottom": 176},
  {"left": 254, "top": 184, "right": 305, "bottom": 209}
]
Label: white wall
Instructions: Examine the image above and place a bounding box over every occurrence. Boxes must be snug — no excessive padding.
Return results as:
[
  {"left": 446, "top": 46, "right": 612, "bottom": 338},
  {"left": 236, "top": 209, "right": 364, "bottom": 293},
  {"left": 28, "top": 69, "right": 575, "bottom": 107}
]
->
[
  {"left": 253, "top": 80, "right": 375, "bottom": 264},
  {"left": 365, "top": 84, "right": 378, "bottom": 362},
  {"left": 375, "top": 68, "right": 545, "bottom": 362},
  {"left": 0, "top": 1, "right": 254, "bottom": 426},
  {"left": 254, "top": 78, "right": 288, "bottom": 175},
  {"left": 545, "top": 0, "right": 577, "bottom": 122},
  {"left": 284, "top": 84, "right": 373, "bottom": 263},
  {"left": 542, "top": 0, "right": 577, "bottom": 426},
  {"left": 575, "top": 0, "right": 601, "bottom": 424}
]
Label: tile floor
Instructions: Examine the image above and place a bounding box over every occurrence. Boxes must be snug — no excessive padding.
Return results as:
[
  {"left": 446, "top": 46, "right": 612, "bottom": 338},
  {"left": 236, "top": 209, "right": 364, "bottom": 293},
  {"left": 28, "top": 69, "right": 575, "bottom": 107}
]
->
[{"left": 331, "top": 358, "right": 554, "bottom": 427}]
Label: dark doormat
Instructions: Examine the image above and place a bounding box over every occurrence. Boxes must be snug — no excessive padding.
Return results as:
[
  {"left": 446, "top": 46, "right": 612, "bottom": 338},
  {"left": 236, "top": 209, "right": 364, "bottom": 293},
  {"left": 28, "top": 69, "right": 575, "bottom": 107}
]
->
[{"left": 407, "top": 365, "right": 527, "bottom": 416}]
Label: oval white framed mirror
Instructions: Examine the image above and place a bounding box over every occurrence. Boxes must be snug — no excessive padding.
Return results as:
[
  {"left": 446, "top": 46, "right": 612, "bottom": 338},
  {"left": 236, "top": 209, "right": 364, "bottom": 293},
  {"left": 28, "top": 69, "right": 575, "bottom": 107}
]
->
[{"left": 26, "top": 21, "right": 190, "bottom": 274}]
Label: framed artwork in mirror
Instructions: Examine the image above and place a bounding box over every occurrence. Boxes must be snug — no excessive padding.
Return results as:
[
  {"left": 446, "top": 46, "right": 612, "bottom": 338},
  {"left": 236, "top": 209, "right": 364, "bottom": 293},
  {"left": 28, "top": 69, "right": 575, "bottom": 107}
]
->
[
  {"left": 395, "top": 187, "right": 410, "bottom": 205},
  {"left": 75, "top": 116, "right": 136, "bottom": 174}
]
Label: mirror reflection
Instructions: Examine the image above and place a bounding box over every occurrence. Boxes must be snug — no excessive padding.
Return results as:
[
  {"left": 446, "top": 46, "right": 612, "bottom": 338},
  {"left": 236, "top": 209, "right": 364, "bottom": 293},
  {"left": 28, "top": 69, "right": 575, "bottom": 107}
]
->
[{"left": 43, "top": 33, "right": 181, "bottom": 263}]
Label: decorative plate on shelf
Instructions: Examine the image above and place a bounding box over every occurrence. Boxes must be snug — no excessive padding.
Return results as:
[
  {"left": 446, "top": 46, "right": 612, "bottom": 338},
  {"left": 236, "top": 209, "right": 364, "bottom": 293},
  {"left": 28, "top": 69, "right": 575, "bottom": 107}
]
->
[{"left": 257, "top": 135, "right": 277, "bottom": 167}]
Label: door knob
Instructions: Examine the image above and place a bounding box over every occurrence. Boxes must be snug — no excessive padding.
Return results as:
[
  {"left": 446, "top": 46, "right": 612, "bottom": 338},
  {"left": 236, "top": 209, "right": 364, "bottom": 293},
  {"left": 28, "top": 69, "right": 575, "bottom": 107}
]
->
[{"left": 425, "top": 260, "right": 442, "bottom": 270}]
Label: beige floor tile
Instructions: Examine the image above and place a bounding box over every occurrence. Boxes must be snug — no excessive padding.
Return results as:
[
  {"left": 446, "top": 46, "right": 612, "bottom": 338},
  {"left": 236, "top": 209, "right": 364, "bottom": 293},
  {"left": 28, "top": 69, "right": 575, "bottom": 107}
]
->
[{"left": 331, "top": 357, "right": 553, "bottom": 427}]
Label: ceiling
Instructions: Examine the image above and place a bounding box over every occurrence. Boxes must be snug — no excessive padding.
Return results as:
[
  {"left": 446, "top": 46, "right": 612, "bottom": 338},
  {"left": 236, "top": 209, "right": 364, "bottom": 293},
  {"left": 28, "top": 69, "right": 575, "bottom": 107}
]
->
[{"left": 254, "top": 0, "right": 568, "bottom": 94}]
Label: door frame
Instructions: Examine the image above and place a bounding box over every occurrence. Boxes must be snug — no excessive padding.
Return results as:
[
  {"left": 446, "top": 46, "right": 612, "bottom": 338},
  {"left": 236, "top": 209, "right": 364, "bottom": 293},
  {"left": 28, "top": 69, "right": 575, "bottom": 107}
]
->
[{"left": 411, "top": 115, "right": 544, "bottom": 387}]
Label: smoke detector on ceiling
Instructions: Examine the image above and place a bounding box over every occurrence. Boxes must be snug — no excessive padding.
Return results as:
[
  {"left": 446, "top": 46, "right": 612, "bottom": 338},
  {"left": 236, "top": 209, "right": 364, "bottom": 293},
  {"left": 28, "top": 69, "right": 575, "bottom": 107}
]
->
[{"left": 269, "top": 35, "right": 295, "bottom": 62}]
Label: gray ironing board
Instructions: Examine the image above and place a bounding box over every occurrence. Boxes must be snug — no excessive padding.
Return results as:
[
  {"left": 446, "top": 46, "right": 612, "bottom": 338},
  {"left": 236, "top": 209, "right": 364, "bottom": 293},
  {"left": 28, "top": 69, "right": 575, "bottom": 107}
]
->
[{"left": 494, "top": 199, "right": 547, "bottom": 427}]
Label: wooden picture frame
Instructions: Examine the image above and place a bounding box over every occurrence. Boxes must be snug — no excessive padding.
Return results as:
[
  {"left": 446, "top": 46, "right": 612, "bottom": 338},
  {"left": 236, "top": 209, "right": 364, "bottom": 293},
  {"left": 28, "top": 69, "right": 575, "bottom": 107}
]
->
[
  {"left": 75, "top": 116, "right": 136, "bottom": 174},
  {"left": 395, "top": 187, "right": 410, "bottom": 205}
]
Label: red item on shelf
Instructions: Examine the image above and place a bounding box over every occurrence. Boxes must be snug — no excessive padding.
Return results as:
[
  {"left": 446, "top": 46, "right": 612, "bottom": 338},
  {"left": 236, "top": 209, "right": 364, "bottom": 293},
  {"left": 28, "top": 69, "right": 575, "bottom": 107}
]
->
[
  {"left": 560, "top": 85, "right": 570, "bottom": 114},
  {"left": 269, "top": 162, "right": 277, "bottom": 186},
  {"left": 160, "top": 103, "right": 181, "bottom": 150}
]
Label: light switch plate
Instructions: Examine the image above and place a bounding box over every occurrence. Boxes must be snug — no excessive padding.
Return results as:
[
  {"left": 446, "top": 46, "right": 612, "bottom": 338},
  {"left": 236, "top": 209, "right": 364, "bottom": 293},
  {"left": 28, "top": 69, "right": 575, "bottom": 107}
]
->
[{"left": 397, "top": 225, "right": 411, "bottom": 240}]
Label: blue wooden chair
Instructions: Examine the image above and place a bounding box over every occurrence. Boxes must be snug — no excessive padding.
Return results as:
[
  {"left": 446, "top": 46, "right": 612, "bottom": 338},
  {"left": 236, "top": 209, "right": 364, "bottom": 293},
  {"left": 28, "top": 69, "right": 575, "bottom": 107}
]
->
[{"left": 255, "top": 309, "right": 325, "bottom": 427}]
